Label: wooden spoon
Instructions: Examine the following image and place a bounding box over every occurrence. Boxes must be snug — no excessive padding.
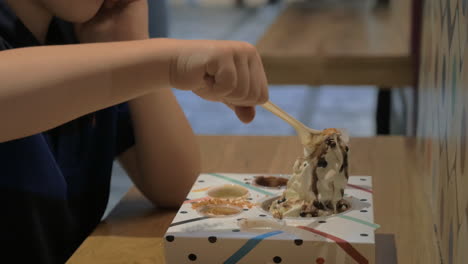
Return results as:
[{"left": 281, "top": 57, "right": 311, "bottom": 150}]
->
[{"left": 261, "top": 101, "right": 321, "bottom": 145}]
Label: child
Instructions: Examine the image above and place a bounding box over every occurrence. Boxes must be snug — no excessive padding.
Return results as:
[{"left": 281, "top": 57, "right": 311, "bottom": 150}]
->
[{"left": 0, "top": 0, "right": 269, "bottom": 263}]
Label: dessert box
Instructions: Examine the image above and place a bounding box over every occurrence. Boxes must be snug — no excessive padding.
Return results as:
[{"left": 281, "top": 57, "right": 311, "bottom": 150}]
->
[{"left": 164, "top": 173, "right": 378, "bottom": 264}]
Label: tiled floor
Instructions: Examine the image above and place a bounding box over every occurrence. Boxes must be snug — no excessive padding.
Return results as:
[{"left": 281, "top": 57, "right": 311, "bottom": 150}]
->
[{"left": 105, "top": 0, "right": 377, "bottom": 216}]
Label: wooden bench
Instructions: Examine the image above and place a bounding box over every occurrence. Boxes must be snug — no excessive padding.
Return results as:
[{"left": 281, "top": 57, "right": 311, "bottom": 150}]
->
[{"left": 256, "top": 0, "right": 413, "bottom": 86}]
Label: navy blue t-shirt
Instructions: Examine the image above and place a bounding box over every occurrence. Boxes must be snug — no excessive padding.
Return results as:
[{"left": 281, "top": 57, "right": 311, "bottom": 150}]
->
[{"left": 0, "top": 1, "right": 135, "bottom": 263}]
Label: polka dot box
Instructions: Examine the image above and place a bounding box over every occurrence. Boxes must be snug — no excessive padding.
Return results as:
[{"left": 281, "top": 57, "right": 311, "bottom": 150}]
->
[{"left": 164, "top": 173, "right": 378, "bottom": 264}]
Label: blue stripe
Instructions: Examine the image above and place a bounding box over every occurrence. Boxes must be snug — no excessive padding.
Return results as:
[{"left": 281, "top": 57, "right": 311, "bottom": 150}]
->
[
  {"left": 224, "top": 231, "right": 283, "bottom": 264},
  {"left": 338, "top": 215, "right": 380, "bottom": 229}
]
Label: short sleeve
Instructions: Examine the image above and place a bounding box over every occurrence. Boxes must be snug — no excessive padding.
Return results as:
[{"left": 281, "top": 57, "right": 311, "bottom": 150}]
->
[
  {"left": 115, "top": 103, "right": 135, "bottom": 157},
  {"left": 0, "top": 35, "right": 10, "bottom": 50}
]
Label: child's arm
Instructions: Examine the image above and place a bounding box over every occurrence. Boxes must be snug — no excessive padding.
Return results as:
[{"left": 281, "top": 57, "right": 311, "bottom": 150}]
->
[
  {"left": 0, "top": 39, "right": 170, "bottom": 142},
  {"left": 0, "top": 38, "right": 268, "bottom": 143},
  {"left": 118, "top": 88, "right": 201, "bottom": 208}
]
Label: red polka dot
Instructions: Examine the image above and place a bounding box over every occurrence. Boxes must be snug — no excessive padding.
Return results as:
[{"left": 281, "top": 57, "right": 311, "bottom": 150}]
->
[{"left": 316, "top": 257, "right": 325, "bottom": 264}]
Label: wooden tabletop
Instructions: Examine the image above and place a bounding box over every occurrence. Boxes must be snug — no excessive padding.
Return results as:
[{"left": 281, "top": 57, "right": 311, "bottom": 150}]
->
[
  {"left": 69, "top": 136, "right": 438, "bottom": 264},
  {"left": 256, "top": 0, "right": 413, "bottom": 86}
]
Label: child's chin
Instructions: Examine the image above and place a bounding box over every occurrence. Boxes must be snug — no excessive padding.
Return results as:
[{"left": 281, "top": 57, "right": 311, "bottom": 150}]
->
[
  {"left": 55, "top": 1, "right": 102, "bottom": 23},
  {"left": 59, "top": 10, "right": 98, "bottom": 24}
]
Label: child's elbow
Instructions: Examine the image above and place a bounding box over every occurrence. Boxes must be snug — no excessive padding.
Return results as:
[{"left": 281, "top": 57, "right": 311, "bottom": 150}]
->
[{"left": 147, "top": 163, "right": 201, "bottom": 209}]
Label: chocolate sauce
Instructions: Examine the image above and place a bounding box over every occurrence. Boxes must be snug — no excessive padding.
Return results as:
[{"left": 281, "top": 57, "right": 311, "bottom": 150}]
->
[{"left": 254, "top": 176, "right": 288, "bottom": 188}]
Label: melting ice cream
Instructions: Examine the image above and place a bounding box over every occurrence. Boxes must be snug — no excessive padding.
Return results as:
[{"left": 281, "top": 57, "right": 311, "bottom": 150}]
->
[{"left": 269, "top": 128, "right": 350, "bottom": 218}]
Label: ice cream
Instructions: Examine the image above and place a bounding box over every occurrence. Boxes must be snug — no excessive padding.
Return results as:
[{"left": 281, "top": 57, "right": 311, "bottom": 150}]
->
[{"left": 269, "top": 128, "right": 350, "bottom": 218}]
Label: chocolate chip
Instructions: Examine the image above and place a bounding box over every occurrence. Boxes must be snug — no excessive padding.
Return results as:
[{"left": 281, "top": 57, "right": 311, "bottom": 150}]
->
[
  {"left": 339, "top": 202, "right": 350, "bottom": 209},
  {"left": 208, "top": 236, "right": 217, "bottom": 243},
  {"left": 165, "top": 235, "right": 174, "bottom": 242},
  {"left": 294, "top": 239, "right": 303, "bottom": 246},
  {"left": 326, "top": 138, "right": 336, "bottom": 148},
  {"left": 188, "top": 254, "right": 197, "bottom": 261},
  {"left": 317, "top": 158, "right": 328, "bottom": 168},
  {"left": 337, "top": 206, "right": 348, "bottom": 213},
  {"left": 340, "top": 152, "right": 348, "bottom": 172},
  {"left": 273, "top": 256, "right": 282, "bottom": 263},
  {"left": 313, "top": 200, "right": 325, "bottom": 210}
]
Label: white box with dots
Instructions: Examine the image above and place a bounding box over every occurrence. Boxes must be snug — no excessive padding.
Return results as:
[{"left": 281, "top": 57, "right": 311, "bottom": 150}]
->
[{"left": 164, "top": 173, "right": 377, "bottom": 264}]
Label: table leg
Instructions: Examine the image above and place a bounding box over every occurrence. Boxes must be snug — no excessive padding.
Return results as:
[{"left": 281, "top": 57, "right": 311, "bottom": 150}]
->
[
  {"left": 235, "top": 0, "right": 244, "bottom": 7},
  {"left": 236, "top": 0, "right": 281, "bottom": 7},
  {"left": 376, "top": 0, "right": 390, "bottom": 7},
  {"left": 376, "top": 88, "right": 391, "bottom": 135}
]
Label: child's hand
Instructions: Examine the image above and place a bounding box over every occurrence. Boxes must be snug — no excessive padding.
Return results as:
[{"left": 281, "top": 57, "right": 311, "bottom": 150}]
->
[
  {"left": 171, "top": 40, "right": 269, "bottom": 123},
  {"left": 75, "top": 0, "right": 148, "bottom": 43}
]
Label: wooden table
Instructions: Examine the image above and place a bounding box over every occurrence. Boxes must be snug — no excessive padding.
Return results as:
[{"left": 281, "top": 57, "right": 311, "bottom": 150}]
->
[
  {"left": 256, "top": 0, "right": 413, "bottom": 86},
  {"left": 69, "top": 136, "right": 438, "bottom": 264}
]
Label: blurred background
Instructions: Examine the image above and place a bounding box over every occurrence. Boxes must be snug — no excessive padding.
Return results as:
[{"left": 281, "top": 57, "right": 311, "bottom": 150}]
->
[
  {"left": 165, "top": 0, "right": 378, "bottom": 137},
  {"left": 107, "top": 0, "right": 412, "bottom": 215}
]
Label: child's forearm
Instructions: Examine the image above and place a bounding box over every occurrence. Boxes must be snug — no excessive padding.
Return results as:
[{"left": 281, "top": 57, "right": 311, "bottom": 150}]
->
[{"left": 0, "top": 38, "right": 176, "bottom": 142}]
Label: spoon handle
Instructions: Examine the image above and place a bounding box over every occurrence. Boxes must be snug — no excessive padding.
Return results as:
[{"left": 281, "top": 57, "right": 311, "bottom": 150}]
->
[{"left": 261, "top": 101, "right": 320, "bottom": 134}]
